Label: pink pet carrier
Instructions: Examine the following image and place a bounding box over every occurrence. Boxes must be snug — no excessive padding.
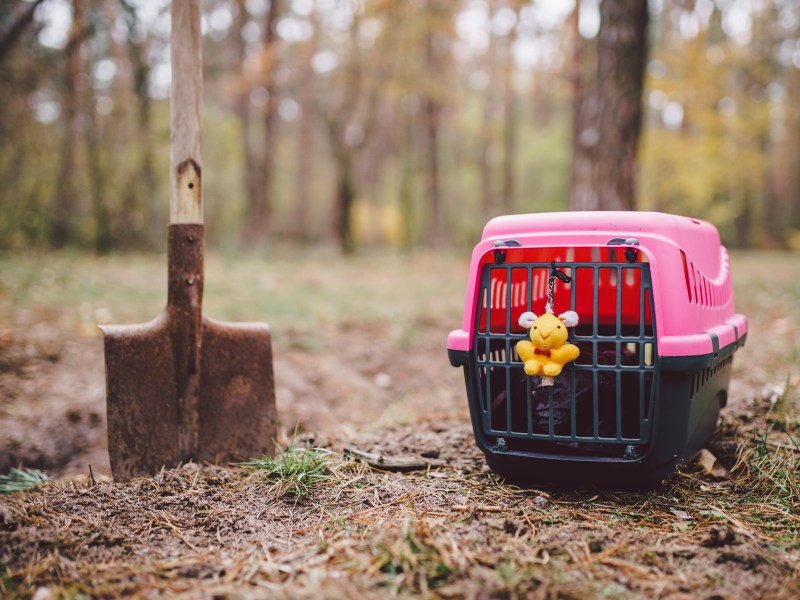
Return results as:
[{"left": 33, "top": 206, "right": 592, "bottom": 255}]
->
[{"left": 448, "top": 212, "right": 747, "bottom": 483}]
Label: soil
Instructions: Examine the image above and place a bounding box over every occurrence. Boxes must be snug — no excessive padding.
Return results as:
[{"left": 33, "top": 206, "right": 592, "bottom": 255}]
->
[
  {"left": 0, "top": 312, "right": 468, "bottom": 477},
  {"left": 1, "top": 253, "right": 799, "bottom": 598}
]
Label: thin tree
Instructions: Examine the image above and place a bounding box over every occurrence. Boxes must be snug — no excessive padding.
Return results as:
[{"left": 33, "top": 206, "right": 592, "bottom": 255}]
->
[
  {"left": 85, "top": 5, "right": 112, "bottom": 254},
  {"left": 570, "top": 0, "right": 649, "bottom": 211},
  {"left": 290, "top": 14, "right": 318, "bottom": 242},
  {"left": 120, "top": 1, "right": 159, "bottom": 248},
  {"left": 316, "top": 2, "right": 388, "bottom": 254},
  {"left": 500, "top": 1, "right": 522, "bottom": 214},
  {"left": 232, "top": 0, "right": 261, "bottom": 243},
  {"left": 243, "top": 0, "right": 283, "bottom": 247},
  {"left": 52, "top": 0, "right": 89, "bottom": 247},
  {"left": 479, "top": 0, "right": 497, "bottom": 221},
  {"left": 421, "top": 0, "right": 453, "bottom": 246}
]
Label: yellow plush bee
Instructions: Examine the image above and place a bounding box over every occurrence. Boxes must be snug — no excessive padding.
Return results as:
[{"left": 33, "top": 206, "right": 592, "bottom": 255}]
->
[{"left": 516, "top": 310, "right": 580, "bottom": 384}]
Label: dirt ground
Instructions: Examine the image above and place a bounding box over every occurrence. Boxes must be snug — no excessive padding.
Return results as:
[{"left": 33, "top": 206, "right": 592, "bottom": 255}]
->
[{"left": 1, "top": 250, "right": 799, "bottom": 598}]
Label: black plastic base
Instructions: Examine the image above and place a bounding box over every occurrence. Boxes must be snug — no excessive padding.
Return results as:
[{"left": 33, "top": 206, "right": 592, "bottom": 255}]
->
[
  {"left": 484, "top": 455, "right": 679, "bottom": 490},
  {"left": 453, "top": 334, "right": 744, "bottom": 487}
]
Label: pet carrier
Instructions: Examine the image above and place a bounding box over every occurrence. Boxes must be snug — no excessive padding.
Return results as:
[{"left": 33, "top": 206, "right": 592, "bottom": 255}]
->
[{"left": 448, "top": 212, "right": 747, "bottom": 484}]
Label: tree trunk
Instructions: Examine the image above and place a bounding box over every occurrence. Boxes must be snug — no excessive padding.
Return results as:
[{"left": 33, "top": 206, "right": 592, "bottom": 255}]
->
[
  {"left": 423, "top": 6, "right": 446, "bottom": 246},
  {"left": 137, "top": 74, "right": 158, "bottom": 247},
  {"left": 500, "top": 9, "right": 519, "bottom": 214},
  {"left": 314, "top": 3, "right": 388, "bottom": 254},
  {"left": 87, "top": 116, "right": 113, "bottom": 253},
  {"left": 51, "top": 0, "right": 87, "bottom": 247},
  {"left": 233, "top": 0, "right": 261, "bottom": 242},
  {"left": 337, "top": 155, "right": 355, "bottom": 254},
  {"left": 117, "top": 1, "right": 159, "bottom": 247},
  {"left": 244, "top": 0, "right": 282, "bottom": 247},
  {"left": 595, "top": 0, "right": 648, "bottom": 210},
  {"left": 569, "top": 2, "right": 598, "bottom": 211},
  {"left": 291, "top": 24, "right": 317, "bottom": 241},
  {"left": 423, "top": 94, "right": 444, "bottom": 245},
  {"left": 570, "top": 0, "right": 648, "bottom": 211},
  {"left": 292, "top": 77, "right": 313, "bottom": 240},
  {"left": 733, "top": 195, "right": 753, "bottom": 248},
  {"left": 86, "top": 1, "right": 113, "bottom": 254},
  {"left": 137, "top": 61, "right": 158, "bottom": 247},
  {"left": 479, "top": 2, "right": 496, "bottom": 221},
  {"left": 787, "top": 34, "right": 800, "bottom": 233},
  {"left": 399, "top": 113, "right": 415, "bottom": 249}
]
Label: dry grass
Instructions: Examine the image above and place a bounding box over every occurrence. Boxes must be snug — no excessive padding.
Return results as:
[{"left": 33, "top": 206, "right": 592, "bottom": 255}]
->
[
  {"left": 1, "top": 420, "right": 799, "bottom": 598},
  {"left": 1, "top": 249, "right": 800, "bottom": 598}
]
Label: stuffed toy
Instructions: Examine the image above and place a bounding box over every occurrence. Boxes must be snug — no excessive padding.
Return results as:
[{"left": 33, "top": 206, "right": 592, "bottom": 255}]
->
[{"left": 516, "top": 310, "right": 580, "bottom": 386}]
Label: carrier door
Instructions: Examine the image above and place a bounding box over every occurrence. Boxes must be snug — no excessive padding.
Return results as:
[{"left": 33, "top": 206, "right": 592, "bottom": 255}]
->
[{"left": 473, "top": 246, "right": 658, "bottom": 457}]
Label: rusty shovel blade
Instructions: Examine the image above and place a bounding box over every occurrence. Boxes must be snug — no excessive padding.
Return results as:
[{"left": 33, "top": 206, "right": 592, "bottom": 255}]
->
[{"left": 101, "top": 225, "right": 276, "bottom": 481}]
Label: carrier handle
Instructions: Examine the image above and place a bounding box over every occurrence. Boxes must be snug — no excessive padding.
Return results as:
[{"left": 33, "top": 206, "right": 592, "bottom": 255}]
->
[
  {"left": 607, "top": 238, "right": 640, "bottom": 262},
  {"left": 492, "top": 239, "right": 521, "bottom": 264},
  {"left": 607, "top": 237, "right": 640, "bottom": 246}
]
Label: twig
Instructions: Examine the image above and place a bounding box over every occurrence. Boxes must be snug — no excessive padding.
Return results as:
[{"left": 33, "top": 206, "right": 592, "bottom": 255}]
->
[
  {"left": 522, "top": 511, "right": 537, "bottom": 537},
  {"left": 599, "top": 557, "right": 676, "bottom": 582},
  {"left": 291, "top": 495, "right": 413, "bottom": 536},
  {"left": 451, "top": 504, "right": 505, "bottom": 513},
  {"left": 764, "top": 440, "right": 800, "bottom": 454},
  {"left": 707, "top": 505, "right": 766, "bottom": 540},
  {"left": 344, "top": 447, "right": 430, "bottom": 472},
  {"left": 153, "top": 511, "right": 200, "bottom": 551}
]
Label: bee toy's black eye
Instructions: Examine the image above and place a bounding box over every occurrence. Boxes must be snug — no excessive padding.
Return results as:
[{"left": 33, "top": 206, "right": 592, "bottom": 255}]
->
[
  {"left": 533, "top": 326, "right": 537, "bottom": 330},
  {"left": 557, "top": 325, "right": 562, "bottom": 329}
]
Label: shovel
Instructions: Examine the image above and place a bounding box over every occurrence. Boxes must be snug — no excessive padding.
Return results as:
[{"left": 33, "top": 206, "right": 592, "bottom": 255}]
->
[{"left": 100, "top": 0, "right": 276, "bottom": 481}]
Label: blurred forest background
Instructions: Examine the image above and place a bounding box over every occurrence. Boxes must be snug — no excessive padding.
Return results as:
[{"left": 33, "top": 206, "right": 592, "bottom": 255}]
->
[{"left": 1, "top": 0, "right": 799, "bottom": 253}]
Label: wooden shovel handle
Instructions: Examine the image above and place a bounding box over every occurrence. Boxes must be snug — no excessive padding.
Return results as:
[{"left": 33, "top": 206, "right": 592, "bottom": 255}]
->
[{"left": 170, "top": 0, "right": 203, "bottom": 224}]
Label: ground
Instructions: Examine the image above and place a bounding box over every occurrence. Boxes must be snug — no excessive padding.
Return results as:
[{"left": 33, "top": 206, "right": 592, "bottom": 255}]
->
[{"left": 0, "top": 249, "right": 798, "bottom": 598}]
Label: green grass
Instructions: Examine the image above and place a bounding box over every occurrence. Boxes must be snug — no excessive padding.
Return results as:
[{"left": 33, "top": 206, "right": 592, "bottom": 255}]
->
[
  {"left": 0, "top": 248, "right": 469, "bottom": 337},
  {"left": 240, "top": 445, "right": 340, "bottom": 498},
  {"left": 765, "top": 378, "right": 799, "bottom": 433},
  {"left": 0, "top": 565, "right": 16, "bottom": 596},
  {"left": 750, "top": 429, "right": 799, "bottom": 505},
  {"left": 0, "top": 468, "right": 47, "bottom": 495},
  {"left": 372, "top": 517, "right": 456, "bottom": 592}
]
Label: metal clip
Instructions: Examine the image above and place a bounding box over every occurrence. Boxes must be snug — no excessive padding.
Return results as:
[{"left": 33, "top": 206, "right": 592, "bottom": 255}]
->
[{"left": 550, "top": 261, "right": 572, "bottom": 284}]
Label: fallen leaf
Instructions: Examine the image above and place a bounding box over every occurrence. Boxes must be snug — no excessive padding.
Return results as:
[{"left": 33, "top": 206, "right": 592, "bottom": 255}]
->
[
  {"left": 697, "top": 448, "right": 728, "bottom": 479},
  {"left": 761, "top": 382, "right": 785, "bottom": 405},
  {"left": 670, "top": 508, "right": 692, "bottom": 520}
]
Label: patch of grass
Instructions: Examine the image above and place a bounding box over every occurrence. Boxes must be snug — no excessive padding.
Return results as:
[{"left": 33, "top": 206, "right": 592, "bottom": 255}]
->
[
  {"left": 766, "top": 379, "right": 799, "bottom": 433},
  {"left": 747, "top": 430, "right": 800, "bottom": 512},
  {"left": 0, "top": 565, "right": 16, "bottom": 596},
  {"left": 0, "top": 249, "right": 468, "bottom": 335},
  {"left": 0, "top": 468, "right": 47, "bottom": 495},
  {"left": 372, "top": 516, "right": 455, "bottom": 592},
  {"left": 663, "top": 428, "right": 800, "bottom": 550},
  {"left": 494, "top": 558, "right": 540, "bottom": 593},
  {"left": 740, "top": 433, "right": 800, "bottom": 548},
  {"left": 241, "top": 445, "right": 340, "bottom": 498}
]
